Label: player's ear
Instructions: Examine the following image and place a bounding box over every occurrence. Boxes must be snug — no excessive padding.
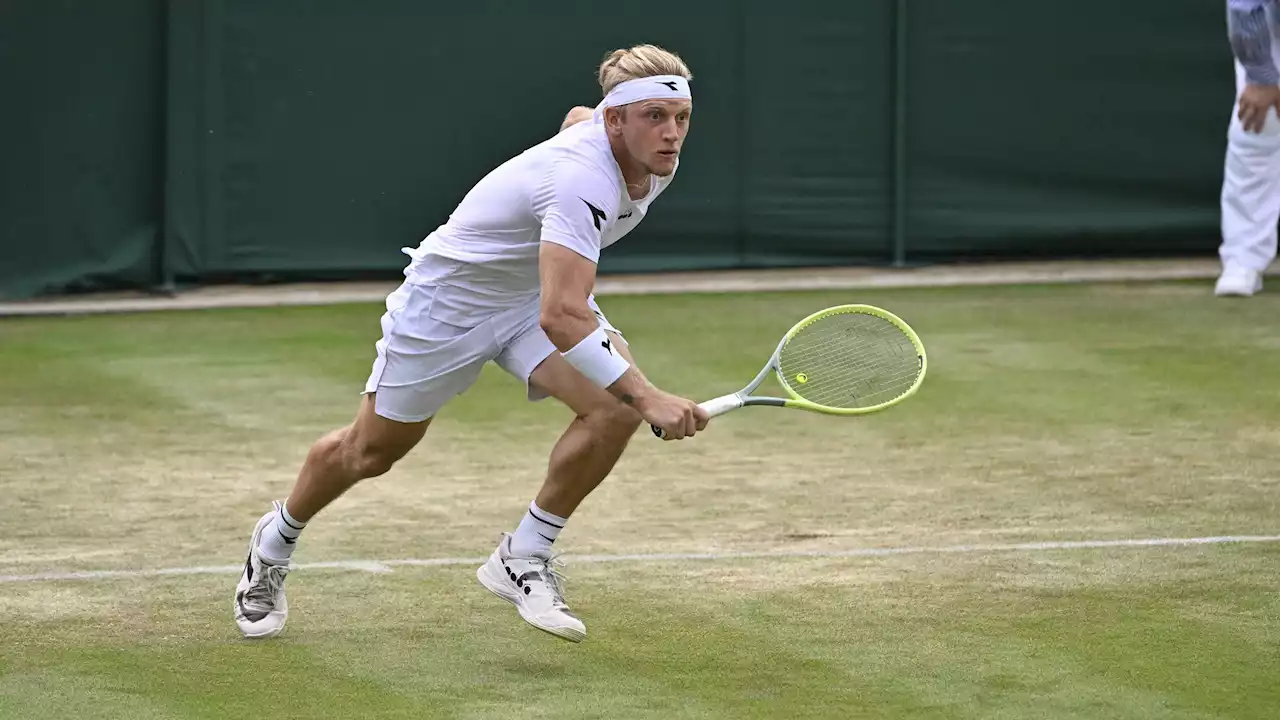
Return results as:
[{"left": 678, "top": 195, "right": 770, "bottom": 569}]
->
[{"left": 603, "top": 106, "right": 625, "bottom": 135}]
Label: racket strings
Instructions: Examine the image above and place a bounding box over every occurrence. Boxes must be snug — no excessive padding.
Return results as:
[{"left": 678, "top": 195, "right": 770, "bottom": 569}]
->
[
  {"left": 782, "top": 339, "right": 917, "bottom": 407},
  {"left": 777, "top": 312, "right": 921, "bottom": 410}
]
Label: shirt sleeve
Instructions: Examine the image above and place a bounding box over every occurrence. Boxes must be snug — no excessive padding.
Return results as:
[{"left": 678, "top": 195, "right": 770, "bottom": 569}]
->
[
  {"left": 535, "top": 160, "right": 618, "bottom": 264},
  {"left": 1229, "top": 0, "right": 1280, "bottom": 85}
]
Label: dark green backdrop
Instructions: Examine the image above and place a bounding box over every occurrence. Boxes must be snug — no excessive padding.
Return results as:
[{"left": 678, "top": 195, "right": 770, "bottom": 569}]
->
[{"left": 0, "top": 1, "right": 1235, "bottom": 300}]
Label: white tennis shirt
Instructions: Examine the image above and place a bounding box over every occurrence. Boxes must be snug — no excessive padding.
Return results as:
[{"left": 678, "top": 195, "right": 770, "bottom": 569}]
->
[{"left": 400, "top": 118, "right": 678, "bottom": 321}]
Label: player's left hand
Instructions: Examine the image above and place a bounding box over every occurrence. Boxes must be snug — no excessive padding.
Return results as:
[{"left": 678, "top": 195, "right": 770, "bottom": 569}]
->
[
  {"left": 560, "top": 106, "right": 594, "bottom": 131},
  {"left": 1238, "top": 83, "right": 1280, "bottom": 133}
]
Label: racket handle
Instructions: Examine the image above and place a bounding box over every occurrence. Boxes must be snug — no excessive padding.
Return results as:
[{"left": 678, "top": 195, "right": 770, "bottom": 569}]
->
[{"left": 650, "top": 394, "right": 744, "bottom": 439}]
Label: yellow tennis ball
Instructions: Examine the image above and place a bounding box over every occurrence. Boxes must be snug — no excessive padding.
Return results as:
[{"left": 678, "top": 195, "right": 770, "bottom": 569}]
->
[{"left": 796, "top": 373, "right": 808, "bottom": 384}]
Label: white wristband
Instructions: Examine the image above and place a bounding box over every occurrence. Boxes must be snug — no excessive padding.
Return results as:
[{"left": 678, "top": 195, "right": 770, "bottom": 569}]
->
[{"left": 562, "top": 327, "right": 631, "bottom": 388}]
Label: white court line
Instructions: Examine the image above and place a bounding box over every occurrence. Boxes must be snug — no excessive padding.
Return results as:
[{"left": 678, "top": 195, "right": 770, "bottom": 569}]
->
[{"left": 1, "top": 534, "right": 1277, "bottom": 585}]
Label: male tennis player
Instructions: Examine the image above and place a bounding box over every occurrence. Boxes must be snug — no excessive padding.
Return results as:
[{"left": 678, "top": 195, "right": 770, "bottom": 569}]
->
[
  {"left": 233, "top": 45, "right": 708, "bottom": 643},
  {"left": 1218, "top": 0, "right": 1280, "bottom": 296}
]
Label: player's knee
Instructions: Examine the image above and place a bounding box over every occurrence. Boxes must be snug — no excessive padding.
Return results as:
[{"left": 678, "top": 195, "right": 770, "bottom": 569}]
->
[
  {"left": 340, "top": 438, "right": 401, "bottom": 479},
  {"left": 586, "top": 402, "right": 642, "bottom": 438}
]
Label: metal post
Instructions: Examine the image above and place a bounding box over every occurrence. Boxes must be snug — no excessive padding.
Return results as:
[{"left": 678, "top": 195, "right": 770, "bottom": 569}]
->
[
  {"left": 891, "top": 0, "right": 909, "bottom": 267},
  {"left": 153, "top": 0, "right": 177, "bottom": 297}
]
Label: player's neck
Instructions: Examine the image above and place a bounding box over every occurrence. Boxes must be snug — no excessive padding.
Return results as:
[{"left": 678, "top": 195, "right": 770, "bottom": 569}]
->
[{"left": 608, "top": 136, "right": 651, "bottom": 199}]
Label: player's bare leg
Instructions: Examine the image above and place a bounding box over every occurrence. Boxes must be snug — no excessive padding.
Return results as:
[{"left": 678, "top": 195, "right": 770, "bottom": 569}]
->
[
  {"left": 235, "top": 394, "right": 429, "bottom": 638},
  {"left": 286, "top": 394, "right": 431, "bottom": 521},
  {"left": 477, "top": 332, "right": 641, "bottom": 643},
  {"left": 530, "top": 335, "right": 643, "bottom": 518}
]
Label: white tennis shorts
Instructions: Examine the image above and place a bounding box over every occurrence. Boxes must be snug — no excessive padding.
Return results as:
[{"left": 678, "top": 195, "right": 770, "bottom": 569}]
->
[{"left": 362, "top": 265, "right": 623, "bottom": 423}]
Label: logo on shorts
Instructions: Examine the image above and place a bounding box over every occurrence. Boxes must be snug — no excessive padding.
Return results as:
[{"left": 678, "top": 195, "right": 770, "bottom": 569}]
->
[{"left": 581, "top": 199, "right": 607, "bottom": 231}]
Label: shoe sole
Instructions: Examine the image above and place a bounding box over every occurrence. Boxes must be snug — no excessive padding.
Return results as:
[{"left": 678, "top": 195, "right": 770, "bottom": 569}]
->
[
  {"left": 235, "top": 506, "right": 288, "bottom": 640},
  {"left": 1215, "top": 283, "right": 1258, "bottom": 297},
  {"left": 241, "top": 624, "right": 285, "bottom": 640},
  {"left": 476, "top": 562, "right": 586, "bottom": 643}
]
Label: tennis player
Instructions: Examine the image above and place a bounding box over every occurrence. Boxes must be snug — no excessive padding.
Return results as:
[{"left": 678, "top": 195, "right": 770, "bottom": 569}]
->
[{"left": 233, "top": 44, "right": 708, "bottom": 643}]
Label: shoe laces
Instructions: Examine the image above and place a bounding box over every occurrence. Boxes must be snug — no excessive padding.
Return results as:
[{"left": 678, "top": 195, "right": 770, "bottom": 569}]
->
[
  {"left": 244, "top": 560, "right": 290, "bottom": 612},
  {"left": 524, "top": 553, "right": 570, "bottom": 607}
]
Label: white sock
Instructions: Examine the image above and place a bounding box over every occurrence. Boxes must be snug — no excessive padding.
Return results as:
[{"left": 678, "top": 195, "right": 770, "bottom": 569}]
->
[
  {"left": 257, "top": 502, "right": 306, "bottom": 561},
  {"left": 508, "top": 502, "right": 568, "bottom": 558}
]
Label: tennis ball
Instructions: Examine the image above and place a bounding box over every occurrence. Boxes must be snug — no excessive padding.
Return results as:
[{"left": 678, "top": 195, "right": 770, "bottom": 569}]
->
[{"left": 796, "top": 373, "right": 808, "bottom": 384}]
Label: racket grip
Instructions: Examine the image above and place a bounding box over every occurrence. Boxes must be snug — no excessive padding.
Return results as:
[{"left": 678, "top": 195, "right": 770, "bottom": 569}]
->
[{"left": 650, "top": 394, "right": 745, "bottom": 439}]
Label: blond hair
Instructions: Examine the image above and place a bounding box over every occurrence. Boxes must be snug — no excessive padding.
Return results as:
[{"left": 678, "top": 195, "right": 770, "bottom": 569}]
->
[{"left": 597, "top": 44, "right": 693, "bottom": 96}]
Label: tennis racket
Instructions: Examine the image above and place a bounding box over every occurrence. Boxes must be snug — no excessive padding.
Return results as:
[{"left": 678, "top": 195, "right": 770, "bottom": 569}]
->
[{"left": 651, "top": 304, "right": 927, "bottom": 438}]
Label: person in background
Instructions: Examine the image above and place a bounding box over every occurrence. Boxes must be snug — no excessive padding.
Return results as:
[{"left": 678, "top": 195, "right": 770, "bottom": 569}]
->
[{"left": 1219, "top": 1, "right": 1280, "bottom": 296}]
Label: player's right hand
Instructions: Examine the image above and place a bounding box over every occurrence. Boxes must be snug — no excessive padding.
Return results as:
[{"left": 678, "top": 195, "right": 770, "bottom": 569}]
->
[{"left": 637, "top": 390, "right": 710, "bottom": 440}]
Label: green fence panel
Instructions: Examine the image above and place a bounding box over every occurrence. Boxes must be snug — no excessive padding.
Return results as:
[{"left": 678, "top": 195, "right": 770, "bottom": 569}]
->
[
  {"left": 739, "top": 1, "right": 897, "bottom": 268},
  {"left": 902, "top": 0, "right": 1233, "bottom": 259},
  {"left": 0, "top": 0, "right": 163, "bottom": 300},
  {"left": 163, "top": 0, "right": 746, "bottom": 281},
  {"left": 0, "top": 1, "right": 1244, "bottom": 300}
]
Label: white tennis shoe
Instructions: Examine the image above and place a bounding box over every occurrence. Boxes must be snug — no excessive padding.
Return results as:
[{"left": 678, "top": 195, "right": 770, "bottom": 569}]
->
[
  {"left": 477, "top": 534, "right": 586, "bottom": 643},
  {"left": 1215, "top": 267, "right": 1263, "bottom": 297},
  {"left": 233, "top": 502, "right": 291, "bottom": 639}
]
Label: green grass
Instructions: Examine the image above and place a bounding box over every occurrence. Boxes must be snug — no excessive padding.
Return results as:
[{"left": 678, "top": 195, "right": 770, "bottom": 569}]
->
[{"left": 1, "top": 280, "right": 1277, "bottom": 718}]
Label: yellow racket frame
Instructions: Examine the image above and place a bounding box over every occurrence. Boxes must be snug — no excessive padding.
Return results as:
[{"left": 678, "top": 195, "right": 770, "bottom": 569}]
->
[
  {"left": 772, "top": 304, "right": 928, "bottom": 416},
  {"left": 651, "top": 304, "right": 927, "bottom": 438}
]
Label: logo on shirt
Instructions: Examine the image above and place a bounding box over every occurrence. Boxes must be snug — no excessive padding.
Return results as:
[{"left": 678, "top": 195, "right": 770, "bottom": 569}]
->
[
  {"left": 656, "top": 80, "right": 679, "bottom": 91},
  {"left": 617, "top": 210, "right": 634, "bottom": 220},
  {"left": 581, "top": 198, "right": 607, "bottom": 231}
]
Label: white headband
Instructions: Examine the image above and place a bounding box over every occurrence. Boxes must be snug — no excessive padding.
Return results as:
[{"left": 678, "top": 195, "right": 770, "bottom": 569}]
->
[{"left": 592, "top": 75, "right": 692, "bottom": 122}]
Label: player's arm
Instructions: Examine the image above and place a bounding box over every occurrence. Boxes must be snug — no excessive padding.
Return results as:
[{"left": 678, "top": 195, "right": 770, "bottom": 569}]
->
[
  {"left": 536, "top": 163, "right": 707, "bottom": 438},
  {"left": 535, "top": 163, "right": 635, "bottom": 406},
  {"left": 538, "top": 242, "right": 652, "bottom": 408}
]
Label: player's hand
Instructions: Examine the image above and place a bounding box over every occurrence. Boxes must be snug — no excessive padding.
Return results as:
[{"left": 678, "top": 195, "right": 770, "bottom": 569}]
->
[
  {"left": 560, "top": 106, "right": 594, "bottom": 131},
  {"left": 1238, "top": 84, "right": 1280, "bottom": 133},
  {"left": 636, "top": 390, "right": 710, "bottom": 440}
]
